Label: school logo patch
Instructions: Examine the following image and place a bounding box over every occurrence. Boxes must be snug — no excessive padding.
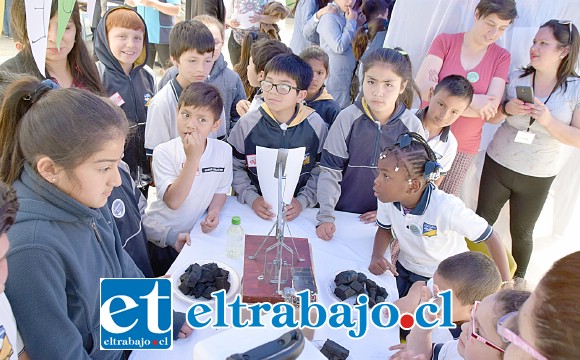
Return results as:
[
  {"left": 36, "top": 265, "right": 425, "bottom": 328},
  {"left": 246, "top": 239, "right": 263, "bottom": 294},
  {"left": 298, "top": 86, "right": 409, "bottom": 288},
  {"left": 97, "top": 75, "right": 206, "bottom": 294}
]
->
[
  {"left": 303, "top": 153, "right": 310, "bottom": 166},
  {"left": 144, "top": 93, "right": 152, "bottom": 107},
  {"left": 246, "top": 154, "right": 257, "bottom": 168},
  {"left": 422, "top": 223, "right": 438, "bottom": 237},
  {"left": 111, "top": 199, "right": 126, "bottom": 219},
  {"left": 202, "top": 167, "right": 225, "bottom": 173}
]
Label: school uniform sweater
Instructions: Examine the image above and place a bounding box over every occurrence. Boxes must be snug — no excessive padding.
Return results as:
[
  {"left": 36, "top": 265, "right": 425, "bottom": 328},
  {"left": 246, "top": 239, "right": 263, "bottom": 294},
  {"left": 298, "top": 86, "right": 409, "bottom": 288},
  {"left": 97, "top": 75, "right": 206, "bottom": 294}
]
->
[{"left": 305, "top": 86, "right": 341, "bottom": 127}]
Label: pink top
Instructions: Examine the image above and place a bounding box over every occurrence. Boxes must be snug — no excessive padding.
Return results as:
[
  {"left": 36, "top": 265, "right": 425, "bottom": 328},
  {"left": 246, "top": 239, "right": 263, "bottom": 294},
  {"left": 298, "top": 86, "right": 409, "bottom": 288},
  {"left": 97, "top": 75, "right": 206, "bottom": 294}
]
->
[{"left": 423, "top": 32, "right": 511, "bottom": 154}]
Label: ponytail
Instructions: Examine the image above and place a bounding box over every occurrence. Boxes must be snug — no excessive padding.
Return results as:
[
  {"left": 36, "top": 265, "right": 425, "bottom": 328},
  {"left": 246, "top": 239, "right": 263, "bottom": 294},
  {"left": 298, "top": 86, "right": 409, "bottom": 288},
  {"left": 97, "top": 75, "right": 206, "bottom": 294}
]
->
[
  {"left": 395, "top": 47, "right": 422, "bottom": 109},
  {"left": 0, "top": 78, "right": 129, "bottom": 184},
  {"left": 352, "top": 26, "right": 369, "bottom": 61}
]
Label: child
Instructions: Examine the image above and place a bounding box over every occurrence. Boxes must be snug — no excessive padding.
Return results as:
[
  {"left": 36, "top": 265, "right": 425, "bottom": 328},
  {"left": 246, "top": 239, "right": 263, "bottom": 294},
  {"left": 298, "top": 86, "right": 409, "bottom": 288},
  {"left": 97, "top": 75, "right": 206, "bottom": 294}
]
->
[
  {"left": 145, "top": 20, "right": 226, "bottom": 158},
  {"left": 235, "top": 39, "right": 293, "bottom": 117},
  {"left": 94, "top": 7, "right": 155, "bottom": 185},
  {"left": 0, "top": 182, "right": 26, "bottom": 360},
  {"left": 144, "top": 82, "right": 232, "bottom": 273},
  {"left": 416, "top": 75, "right": 473, "bottom": 186},
  {"left": 228, "top": 53, "right": 328, "bottom": 220},
  {"left": 316, "top": 47, "right": 426, "bottom": 241},
  {"left": 289, "top": 0, "right": 336, "bottom": 55},
  {"left": 299, "top": 46, "right": 341, "bottom": 127},
  {"left": 234, "top": 31, "right": 269, "bottom": 101},
  {"left": 0, "top": 78, "right": 191, "bottom": 359},
  {"left": 406, "top": 289, "right": 530, "bottom": 360},
  {"left": 317, "top": 0, "right": 358, "bottom": 108},
  {"left": 368, "top": 132, "right": 511, "bottom": 297},
  {"left": 157, "top": 15, "right": 247, "bottom": 133},
  {"left": 395, "top": 251, "right": 501, "bottom": 342}
]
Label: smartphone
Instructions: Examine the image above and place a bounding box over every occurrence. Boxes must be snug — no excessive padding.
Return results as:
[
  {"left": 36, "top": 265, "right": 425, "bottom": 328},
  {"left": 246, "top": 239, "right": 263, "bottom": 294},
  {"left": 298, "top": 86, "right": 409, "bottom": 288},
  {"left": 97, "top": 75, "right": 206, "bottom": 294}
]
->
[{"left": 516, "top": 86, "right": 535, "bottom": 104}]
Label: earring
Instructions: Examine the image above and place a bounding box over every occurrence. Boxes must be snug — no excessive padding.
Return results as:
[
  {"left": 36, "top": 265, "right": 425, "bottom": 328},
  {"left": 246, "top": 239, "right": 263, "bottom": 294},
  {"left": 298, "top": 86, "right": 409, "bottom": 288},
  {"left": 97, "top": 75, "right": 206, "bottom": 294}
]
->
[
  {"left": 394, "top": 167, "right": 399, "bottom": 172},
  {"left": 51, "top": 178, "right": 56, "bottom": 182}
]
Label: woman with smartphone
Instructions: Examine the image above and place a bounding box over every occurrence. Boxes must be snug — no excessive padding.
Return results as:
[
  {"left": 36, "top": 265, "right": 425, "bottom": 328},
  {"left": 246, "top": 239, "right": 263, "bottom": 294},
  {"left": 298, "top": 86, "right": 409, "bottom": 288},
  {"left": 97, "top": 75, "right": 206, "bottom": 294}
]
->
[{"left": 476, "top": 20, "right": 580, "bottom": 279}]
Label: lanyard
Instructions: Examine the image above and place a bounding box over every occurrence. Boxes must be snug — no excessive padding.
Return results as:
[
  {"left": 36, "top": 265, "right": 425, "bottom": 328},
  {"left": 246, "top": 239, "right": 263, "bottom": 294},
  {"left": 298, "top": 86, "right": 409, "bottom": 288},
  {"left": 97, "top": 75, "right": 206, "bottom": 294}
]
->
[{"left": 528, "top": 74, "right": 556, "bottom": 131}]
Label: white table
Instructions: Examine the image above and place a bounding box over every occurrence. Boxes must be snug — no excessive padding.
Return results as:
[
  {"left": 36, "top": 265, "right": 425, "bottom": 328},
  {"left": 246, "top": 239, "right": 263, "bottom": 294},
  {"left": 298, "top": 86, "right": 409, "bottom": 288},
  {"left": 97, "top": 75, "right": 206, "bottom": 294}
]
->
[{"left": 131, "top": 196, "right": 400, "bottom": 359}]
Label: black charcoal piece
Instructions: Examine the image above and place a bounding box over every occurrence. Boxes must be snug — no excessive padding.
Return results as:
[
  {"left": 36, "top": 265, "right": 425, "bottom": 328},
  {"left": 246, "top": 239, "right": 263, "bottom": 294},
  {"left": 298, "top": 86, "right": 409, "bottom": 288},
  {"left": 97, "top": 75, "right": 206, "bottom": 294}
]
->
[
  {"left": 320, "top": 339, "right": 349, "bottom": 360},
  {"left": 368, "top": 297, "right": 376, "bottom": 308},
  {"left": 219, "top": 268, "right": 229, "bottom": 278},
  {"left": 334, "top": 284, "right": 350, "bottom": 300},
  {"left": 350, "top": 280, "right": 364, "bottom": 294},
  {"left": 178, "top": 282, "right": 191, "bottom": 295},
  {"left": 357, "top": 272, "right": 367, "bottom": 282},
  {"left": 334, "top": 270, "right": 358, "bottom": 285},
  {"left": 186, "top": 268, "right": 202, "bottom": 288},
  {"left": 192, "top": 282, "right": 205, "bottom": 298},
  {"left": 179, "top": 272, "right": 189, "bottom": 283},
  {"left": 214, "top": 276, "right": 231, "bottom": 292},
  {"left": 199, "top": 267, "right": 215, "bottom": 283},
  {"left": 344, "top": 287, "right": 356, "bottom": 299},
  {"left": 376, "top": 296, "right": 385, "bottom": 303},
  {"left": 202, "top": 286, "right": 217, "bottom": 300},
  {"left": 368, "top": 287, "right": 377, "bottom": 299},
  {"left": 185, "top": 264, "right": 194, "bottom": 273},
  {"left": 376, "top": 286, "right": 389, "bottom": 299}
]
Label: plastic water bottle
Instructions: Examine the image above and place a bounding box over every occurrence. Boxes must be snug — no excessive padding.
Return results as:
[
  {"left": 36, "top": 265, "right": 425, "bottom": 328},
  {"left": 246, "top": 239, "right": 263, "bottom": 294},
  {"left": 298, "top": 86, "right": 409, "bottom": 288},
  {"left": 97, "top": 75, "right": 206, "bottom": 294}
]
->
[{"left": 226, "top": 216, "right": 244, "bottom": 259}]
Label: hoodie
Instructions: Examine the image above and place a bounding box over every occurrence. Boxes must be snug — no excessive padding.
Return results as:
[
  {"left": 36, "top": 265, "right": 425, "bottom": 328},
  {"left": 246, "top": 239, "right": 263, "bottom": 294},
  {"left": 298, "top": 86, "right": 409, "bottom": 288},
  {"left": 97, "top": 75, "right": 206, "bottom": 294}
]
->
[
  {"left": 157, "top": 53, "right": 247, "bottom": 132},
  {"left": 94, "top": 7, "right": 156, "bottom": 179},
  {"left": 5, "top": 164, "right": 144, "bottom": 360},
  {"left": 305, "top": 86, "right": 341, "bottom": 128}
]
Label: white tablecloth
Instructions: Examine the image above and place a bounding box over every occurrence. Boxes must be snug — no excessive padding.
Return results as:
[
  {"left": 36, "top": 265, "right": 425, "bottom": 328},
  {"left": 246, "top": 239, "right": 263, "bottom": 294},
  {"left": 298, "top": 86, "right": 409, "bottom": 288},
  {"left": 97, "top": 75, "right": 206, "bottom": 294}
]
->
[{"left": 131, "top": 196, "right": 400, "bottom": 359}]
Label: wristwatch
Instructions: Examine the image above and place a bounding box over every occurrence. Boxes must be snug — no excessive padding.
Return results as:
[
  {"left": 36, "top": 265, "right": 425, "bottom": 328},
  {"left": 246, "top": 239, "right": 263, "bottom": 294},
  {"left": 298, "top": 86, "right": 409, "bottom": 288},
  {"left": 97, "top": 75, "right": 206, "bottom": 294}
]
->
[{"left": 502, "top": 99, "right": 513, "bottom": 117}]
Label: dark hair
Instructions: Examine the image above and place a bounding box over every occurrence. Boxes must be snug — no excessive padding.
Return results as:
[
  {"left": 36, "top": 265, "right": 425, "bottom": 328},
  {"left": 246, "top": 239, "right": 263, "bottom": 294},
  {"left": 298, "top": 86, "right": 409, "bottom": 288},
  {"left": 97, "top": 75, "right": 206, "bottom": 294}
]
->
[
  {"left": 263, "top": 53, "right": 313, "bottom": 91},
  {"left": 352, "top": 17, "right": 389, "bottom": 61},
  {"left": 234, "top": 31, "right": 269, "bottom": 99},
  {"left": 0, "top": 71, "right": 25, "bottom": 101},
  {"left": 169, "top": 20, "right": 215, "bottom": 62},
  {"left": 249, "top": 39, "right": 292, "bottom": 74},
  {"left": 362, "top": 0, "right": 391, "bottom": 22},
  {"left": 299, "top": 45, "right": 330, "bottom": 72},
  {"left": 433, "top": 75, "right": 474, "bottom": 103},
  {"left": 0, "top": 181, "right": 19, "bottom": 235},
  {"left": 10, "top": 0, "right": 104, "bottom": 94},
  {"left": 362, "top": 47, "right": 421, "bottom": 108},
  {"left": 532, "top": 251, "right": 580, "bottom": 358},
  {"left": 437, "top": 252, "right": 501, "bottom": 306},
  {"left": 379, "top": 132, "right": 440, "bottom": 183},
  {"left": 520, "top": 20, "right": 580, "bottom": 93},
  {"left": 292, "top": 0, "right": 331, "bottom": 16},
  {"left": 0, "top": 77, "right": 129, "bottom": 184},
  {"left": 475, "top": 0, "right": 517, "bottom": 22},
  {"left": 178, "top": 82, "right": 224, "bottom": 120}
]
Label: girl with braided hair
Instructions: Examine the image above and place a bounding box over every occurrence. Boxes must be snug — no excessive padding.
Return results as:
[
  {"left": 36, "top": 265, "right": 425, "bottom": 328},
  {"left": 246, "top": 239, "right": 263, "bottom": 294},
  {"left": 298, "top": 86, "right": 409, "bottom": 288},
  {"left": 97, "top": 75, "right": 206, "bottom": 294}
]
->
[{"left": 368, "top": 132, "right": 511, "bottom": 297}]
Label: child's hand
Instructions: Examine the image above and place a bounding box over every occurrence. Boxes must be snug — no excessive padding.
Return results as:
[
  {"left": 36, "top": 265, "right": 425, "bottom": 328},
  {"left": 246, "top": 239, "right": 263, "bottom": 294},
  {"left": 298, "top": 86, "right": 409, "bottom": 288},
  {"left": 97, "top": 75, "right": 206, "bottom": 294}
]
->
[
  {"left": 359, "top": 210, "right": 377, "bottom": 224},
  {"left": 417, "top": 283, "right": 441, "bottom": 323},
  {"left": 236, "top": 100, "right": 251, "bottom": 116},
  {"left": 471, "top": 94, "right": 497, "bottom": 121},
  {"left": 345, "top": 6, "right": 357, "bottom": 21},
  {"left": 316, "top": 222, "right": 336, "bottom": 240},
  {"left": 388, "top": 343, "right": 407, "bottom": 360},
  {"left": 369, "top": 256, "right": 398, "bottom": 276},
  {"left": 316, "top": 4, "right": 338, "bottom": 19},
  {"left": 285, "top": 198, "right": 303, "bottom": 221},
  {"left": 177, "top": 322, "right": 193, "bottom": 339},
  {"left": 201, "top": 210, "right": 220, "bottom": 233},
  {"left": 226, "top": 18, "right": 241, "bottom": 29},
  {"left": 183, "top": 132, "right": 204, "bottom": 162},
  {"left": 252, "top": 196, "right": 275, "bottom": 220},
  {"left": 175, "top": 233, "right": 191, "bottom": 252}
]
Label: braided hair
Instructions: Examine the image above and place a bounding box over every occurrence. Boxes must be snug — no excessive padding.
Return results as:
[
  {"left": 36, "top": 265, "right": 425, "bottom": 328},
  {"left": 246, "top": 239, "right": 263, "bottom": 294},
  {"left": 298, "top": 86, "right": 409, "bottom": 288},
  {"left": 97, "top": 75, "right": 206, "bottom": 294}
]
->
[{"left": 379, "top": 132, "right": 441, "bottom": 183}]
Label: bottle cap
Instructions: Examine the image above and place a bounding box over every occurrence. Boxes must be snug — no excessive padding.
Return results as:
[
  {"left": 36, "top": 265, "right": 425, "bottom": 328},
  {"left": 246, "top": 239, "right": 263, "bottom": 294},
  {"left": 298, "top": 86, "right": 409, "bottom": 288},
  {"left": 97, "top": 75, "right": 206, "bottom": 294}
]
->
[{"left": 232, "top": 216, "right": 241, "bottom": 225}]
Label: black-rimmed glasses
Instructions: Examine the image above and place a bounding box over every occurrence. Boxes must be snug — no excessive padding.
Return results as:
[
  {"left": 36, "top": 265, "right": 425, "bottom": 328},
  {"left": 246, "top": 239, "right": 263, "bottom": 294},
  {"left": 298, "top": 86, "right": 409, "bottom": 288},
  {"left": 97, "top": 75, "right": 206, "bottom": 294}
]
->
[{"left": 260, "top": 80, "right": 301, "bottom": 95}]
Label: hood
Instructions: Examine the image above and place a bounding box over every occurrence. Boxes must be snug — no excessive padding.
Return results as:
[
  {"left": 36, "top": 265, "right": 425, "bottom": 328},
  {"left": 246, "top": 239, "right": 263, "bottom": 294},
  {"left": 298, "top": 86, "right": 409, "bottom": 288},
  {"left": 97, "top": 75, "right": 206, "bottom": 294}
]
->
[
  {"left": 306, "top": 86, "right": 334, "bottom": 103},
  {"left": 208, "top": 53, "right": 227, "bottom": 81},
  {"left": 259, "top": 103, "right": 315, "bottom": 128},
  {"left": 94, "top": 7, "right": 149, "bottom": 75},
  {"left": 13, "top": 164, "right": 104, "bottom": 225},
  {"left": 358, "top": 97, "right": 406, "bottom": 125}
]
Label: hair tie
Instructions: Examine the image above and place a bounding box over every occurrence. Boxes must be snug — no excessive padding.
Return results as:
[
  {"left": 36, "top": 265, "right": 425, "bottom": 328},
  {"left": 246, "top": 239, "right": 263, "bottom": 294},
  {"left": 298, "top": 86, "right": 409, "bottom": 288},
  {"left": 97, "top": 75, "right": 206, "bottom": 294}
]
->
[
  {"left": 424, "top": 160, "right": 442, "bottom": 182},
  {"left": 23, "top": 79, "right": 59, "bottom": 104},
  {"left": 363, "top": 23, "right": 369, "bottom": 31}
]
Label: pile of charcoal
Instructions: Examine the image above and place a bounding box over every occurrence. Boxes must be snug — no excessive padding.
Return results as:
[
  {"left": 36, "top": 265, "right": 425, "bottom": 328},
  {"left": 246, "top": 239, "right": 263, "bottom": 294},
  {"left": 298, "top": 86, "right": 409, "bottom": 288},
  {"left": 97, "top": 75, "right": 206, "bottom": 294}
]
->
[
  {"left": 333, "top": 270, "right": 389, "bottom": 308},
  {"left": 178, "top": 262, "right": 231, "bottom": 300}
]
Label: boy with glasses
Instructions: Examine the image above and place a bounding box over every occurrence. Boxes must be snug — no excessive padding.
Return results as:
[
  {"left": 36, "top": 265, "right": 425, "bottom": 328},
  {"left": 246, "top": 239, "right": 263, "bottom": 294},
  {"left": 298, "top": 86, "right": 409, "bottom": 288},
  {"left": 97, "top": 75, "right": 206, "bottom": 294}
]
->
[{"left": 228, "top": 53, "right": 328, "bottom": 221}]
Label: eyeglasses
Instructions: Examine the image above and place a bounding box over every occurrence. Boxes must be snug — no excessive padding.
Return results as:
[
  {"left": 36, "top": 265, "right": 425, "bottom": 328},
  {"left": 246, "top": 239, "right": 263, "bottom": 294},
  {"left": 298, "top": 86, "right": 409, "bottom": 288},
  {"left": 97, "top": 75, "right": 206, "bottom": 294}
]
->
[
  {"left": 470, "top": 301, "right": 505, "bottom": 353},
  {"left": 260, "top": 80, "right": 300, "bottom": 95},
  {"left": 496, "top": 312, "right": 548, "bottom": 360},
  {"left": 559, "top": 20, "right": 573, "bottom": 44}
]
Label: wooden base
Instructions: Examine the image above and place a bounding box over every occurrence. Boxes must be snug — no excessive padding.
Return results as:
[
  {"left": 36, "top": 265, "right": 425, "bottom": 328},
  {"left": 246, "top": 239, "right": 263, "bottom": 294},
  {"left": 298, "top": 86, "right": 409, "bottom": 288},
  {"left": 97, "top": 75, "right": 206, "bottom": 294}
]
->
[{"left": 242, "top": 235, "right": 314, "bottom": 304}]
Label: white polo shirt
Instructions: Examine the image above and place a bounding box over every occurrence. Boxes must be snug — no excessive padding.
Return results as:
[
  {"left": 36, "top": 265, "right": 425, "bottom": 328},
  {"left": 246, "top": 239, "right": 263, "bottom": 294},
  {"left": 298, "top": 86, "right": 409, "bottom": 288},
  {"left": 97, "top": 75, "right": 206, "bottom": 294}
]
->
[
  {"left": 0, "top": 293, "right": 24, "bottom": 360},
  {"left": 145, "top": 137, "right": 232, "bottom": 236},
  {"left": 376, "top": 183, "right": 492, "bottom": 277}
]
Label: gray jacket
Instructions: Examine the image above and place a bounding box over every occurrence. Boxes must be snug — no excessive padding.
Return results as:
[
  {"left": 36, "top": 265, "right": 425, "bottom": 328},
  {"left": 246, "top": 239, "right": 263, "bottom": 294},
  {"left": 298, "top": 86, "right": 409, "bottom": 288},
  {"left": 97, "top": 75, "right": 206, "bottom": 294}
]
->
[{"left": 289, "top": 0, "right": 321, "bottom": 54}]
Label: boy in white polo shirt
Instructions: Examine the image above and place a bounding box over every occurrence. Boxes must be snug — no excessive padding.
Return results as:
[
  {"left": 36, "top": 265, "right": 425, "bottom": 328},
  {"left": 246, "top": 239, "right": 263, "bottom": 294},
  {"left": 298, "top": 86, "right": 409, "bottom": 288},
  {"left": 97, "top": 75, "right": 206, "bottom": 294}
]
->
[
  {"left": 416, "top": 75, "right": 473, "bottom": 186},
  {"left": 144, "top": 82, "right": 232, "bottom": 274},
  {"left": 368, "top": 133, "right": 511, "bottom": 297}
]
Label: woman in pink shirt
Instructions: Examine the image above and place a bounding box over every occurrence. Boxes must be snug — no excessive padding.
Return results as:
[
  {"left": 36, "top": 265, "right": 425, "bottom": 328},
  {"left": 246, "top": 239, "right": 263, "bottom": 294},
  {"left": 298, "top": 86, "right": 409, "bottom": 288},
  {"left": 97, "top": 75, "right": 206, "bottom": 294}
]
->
[{"left": 415, "top": 0, "right": 517, "bottom": 196}]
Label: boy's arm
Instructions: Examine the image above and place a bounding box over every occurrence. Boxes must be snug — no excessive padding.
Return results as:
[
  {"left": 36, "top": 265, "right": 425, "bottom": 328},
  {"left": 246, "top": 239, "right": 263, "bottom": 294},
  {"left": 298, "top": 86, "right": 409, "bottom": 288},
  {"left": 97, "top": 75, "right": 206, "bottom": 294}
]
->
[
  {"left": 484, "top": 231, "right": 511, "bottom": 281},
  {"left": 228, "top": 119, "right": 261, "bottom": 207},
  {"left": 317, "top": 10, "right": 357, "bottom": 54},
  {"left": 406, "top": 286, "right": 441, "bottom": 359},
  {"left": 368, "top": 226, "right": 397, "bottom": 275},
  {"left": 201, "top": 194, "right": 227, "bottom": 233},
  {"left": 230, "top": 75, "right": 247, "bottom": 131},
  {"left": 142, "top": 212, "right": 179, "bottom": 248},
  {"left": 140, "top": 0, "right": 180, "bottom": 16}
]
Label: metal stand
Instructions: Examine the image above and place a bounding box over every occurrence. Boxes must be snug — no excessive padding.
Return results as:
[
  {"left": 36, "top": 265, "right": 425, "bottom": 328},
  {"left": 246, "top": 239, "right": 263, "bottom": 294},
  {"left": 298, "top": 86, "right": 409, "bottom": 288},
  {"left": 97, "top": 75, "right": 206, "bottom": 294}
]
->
[{"left": 247, "top": 150, "right": 304, "bottom": 295}]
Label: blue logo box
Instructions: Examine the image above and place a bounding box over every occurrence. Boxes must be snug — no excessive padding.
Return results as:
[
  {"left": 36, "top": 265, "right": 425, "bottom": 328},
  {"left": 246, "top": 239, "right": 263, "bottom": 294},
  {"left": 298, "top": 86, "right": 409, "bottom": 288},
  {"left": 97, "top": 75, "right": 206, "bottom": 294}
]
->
[{"left": 100, "top": 278, "right": 173, "bottom": 350}]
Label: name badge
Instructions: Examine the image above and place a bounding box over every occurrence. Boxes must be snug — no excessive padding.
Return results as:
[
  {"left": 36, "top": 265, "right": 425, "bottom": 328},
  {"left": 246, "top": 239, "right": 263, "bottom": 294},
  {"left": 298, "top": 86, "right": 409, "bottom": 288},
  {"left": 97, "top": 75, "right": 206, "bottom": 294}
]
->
[
  {"left": 247, "top": 154, "right": 257, "bottom": 168},
  {"left": 514, "top": 130, "right": 535, "bottom": 144},
  {"left": 109, "top": 92, "right": 125, "bottom": 107}
]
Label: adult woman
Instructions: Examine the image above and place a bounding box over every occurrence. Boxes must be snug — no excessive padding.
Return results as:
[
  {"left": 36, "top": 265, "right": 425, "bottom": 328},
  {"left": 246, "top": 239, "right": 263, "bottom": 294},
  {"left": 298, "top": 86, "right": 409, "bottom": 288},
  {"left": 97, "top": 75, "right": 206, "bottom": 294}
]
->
[
  {"left": 476, "top": 20, "right": 580, "bottom": 279},
  {"left": 415, "top": 0, "right": 517, "bottom": 196},
  {"left": 1, "top": 0, "right": 103, "bottom": 93},
  {"left": 501, "top": 251, "right": 580, "bottom": 359}
]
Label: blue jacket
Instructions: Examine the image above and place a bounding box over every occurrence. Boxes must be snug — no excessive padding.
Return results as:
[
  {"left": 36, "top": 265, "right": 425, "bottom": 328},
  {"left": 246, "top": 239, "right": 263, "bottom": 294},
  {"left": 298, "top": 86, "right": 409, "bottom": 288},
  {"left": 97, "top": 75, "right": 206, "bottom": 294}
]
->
[
  {"left": 5, "top": 164, "right": 144, "bottom": 360},
  {"left": 317, "top": 2, "right": 357, "bottom": 108},
  {"left": 157, "top": 54, "right": 247, "bottom": 133},
  {"left": 305, "top": 86, "right": 341, "bottom": 127},
  {"left": 94, "top": 7, "right": 156, "bottom": 179},
  {"left": 289, "top": 0, "right": 321, "bottom": 54}
]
